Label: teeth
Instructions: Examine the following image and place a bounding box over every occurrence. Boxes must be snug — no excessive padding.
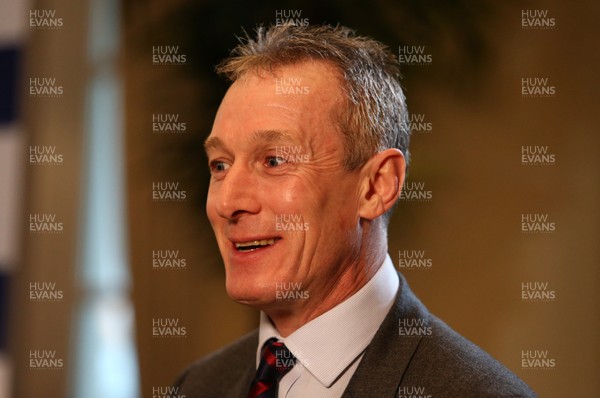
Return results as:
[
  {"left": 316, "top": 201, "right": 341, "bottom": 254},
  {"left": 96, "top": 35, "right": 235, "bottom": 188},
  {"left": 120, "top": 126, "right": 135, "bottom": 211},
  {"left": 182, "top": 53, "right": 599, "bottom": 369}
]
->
[{"left": 235, "top": 239, "right": 276, "bottom": 249}]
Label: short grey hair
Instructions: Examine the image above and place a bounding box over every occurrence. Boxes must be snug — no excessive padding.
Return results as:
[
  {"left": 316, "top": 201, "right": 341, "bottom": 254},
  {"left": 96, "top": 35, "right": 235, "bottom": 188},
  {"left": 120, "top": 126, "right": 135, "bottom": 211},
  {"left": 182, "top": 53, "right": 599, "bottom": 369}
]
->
[{"left": 217, "top": 24, "right": 411, "bottom": 171}]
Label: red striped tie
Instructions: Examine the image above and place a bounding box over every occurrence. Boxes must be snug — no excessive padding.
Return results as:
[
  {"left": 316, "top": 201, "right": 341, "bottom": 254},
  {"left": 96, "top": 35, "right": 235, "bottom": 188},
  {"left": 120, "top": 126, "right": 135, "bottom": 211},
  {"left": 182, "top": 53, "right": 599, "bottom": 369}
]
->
[{"left": 247, "top": 338, "right": 296, "bottom": 398}]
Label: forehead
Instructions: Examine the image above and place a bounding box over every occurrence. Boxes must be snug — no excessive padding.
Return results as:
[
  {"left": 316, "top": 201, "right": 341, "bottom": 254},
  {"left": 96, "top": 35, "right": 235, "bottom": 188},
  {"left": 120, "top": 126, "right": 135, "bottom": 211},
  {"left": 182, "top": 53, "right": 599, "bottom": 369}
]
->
[{"left": 207, "top": 60, "right": 344, "bottom": 150}]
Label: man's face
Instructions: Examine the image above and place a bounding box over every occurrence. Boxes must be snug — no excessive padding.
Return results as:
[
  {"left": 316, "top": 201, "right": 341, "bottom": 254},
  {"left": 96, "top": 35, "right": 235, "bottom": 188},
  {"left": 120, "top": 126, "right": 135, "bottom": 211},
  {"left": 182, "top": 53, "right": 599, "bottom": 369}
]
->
[{"left": 205, "top": 61, "right": 366, "bottom": 309}]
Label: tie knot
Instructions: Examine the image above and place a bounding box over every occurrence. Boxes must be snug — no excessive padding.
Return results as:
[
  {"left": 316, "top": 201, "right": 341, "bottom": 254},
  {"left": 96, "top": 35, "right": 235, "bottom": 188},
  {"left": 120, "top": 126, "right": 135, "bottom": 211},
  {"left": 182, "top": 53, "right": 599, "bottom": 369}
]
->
[{"left": 257, "top": 338, "right": 296, "bottom": 382}]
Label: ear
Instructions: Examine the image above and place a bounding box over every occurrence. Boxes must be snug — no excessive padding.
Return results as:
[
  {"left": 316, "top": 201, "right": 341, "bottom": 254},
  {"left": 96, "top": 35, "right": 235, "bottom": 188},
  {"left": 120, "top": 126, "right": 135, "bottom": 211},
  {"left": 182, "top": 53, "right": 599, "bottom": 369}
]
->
[{"left": 358, "top": 149, "right": 406, "bottom": 220}]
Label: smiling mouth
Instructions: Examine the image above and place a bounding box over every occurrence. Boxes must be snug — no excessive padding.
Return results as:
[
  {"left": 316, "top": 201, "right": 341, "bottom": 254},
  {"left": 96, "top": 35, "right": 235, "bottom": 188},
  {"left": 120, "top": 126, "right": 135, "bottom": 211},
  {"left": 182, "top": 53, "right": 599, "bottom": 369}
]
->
[{"left": 234, "top": 238, "right": 280, "bottom": 252}]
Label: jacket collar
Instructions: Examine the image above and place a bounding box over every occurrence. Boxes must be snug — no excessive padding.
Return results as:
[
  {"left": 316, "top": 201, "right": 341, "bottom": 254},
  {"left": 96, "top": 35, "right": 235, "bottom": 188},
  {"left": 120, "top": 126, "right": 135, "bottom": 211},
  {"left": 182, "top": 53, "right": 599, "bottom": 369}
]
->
[{"left": 342, "top": 272, "right": 430, "bottom": 398}]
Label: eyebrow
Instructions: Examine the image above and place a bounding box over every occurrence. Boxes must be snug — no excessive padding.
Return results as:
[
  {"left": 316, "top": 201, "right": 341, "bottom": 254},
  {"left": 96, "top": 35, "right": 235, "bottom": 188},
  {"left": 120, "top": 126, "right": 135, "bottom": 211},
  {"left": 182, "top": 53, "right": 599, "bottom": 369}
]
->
[
  {"left": 204, "top": 136, "right": 225, "bottom": 153},
  {"left": 204, "top": 129, "right": 298, "bottom": 153}
]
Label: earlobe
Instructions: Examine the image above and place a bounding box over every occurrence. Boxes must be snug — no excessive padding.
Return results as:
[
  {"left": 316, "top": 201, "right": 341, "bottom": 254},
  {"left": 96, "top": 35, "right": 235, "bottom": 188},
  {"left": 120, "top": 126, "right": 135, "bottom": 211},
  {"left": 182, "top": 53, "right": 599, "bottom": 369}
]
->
[{"left": 358, "top": 149, "right": 406, "bottom": 220}]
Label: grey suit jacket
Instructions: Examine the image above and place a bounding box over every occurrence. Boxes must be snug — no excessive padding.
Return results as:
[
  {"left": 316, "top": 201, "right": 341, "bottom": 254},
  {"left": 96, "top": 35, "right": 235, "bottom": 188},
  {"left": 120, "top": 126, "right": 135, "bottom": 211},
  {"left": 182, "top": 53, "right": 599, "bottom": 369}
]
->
[{"left": 175, "top": 273, "right": 537, "bottom": 397}]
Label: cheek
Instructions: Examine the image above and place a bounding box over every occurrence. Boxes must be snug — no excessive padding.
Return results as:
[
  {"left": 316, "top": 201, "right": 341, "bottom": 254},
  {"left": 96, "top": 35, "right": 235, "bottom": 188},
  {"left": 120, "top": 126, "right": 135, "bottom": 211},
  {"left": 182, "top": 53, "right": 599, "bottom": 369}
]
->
[
  {"left": 268, "top": 178, "right": 314, "bottom": 211},
  {"left": 337, "top": 207, "right": 359, "bottom": 233},
  {"left": 321, "top": 174, "right": 361, "bottom": 212}
]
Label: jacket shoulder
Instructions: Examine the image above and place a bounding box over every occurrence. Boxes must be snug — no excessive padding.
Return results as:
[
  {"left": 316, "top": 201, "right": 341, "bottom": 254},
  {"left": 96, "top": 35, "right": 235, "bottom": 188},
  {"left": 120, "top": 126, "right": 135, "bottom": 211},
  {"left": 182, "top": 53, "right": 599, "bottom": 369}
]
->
[
  {"left": 174, "top": 330, "right": 258, "bottom": 398},
  {"left": 403, "top": 315, "right": 537, "bottom": 397},
  {"left": 344, "top": 273, "right": 537, "bottom": 398}
]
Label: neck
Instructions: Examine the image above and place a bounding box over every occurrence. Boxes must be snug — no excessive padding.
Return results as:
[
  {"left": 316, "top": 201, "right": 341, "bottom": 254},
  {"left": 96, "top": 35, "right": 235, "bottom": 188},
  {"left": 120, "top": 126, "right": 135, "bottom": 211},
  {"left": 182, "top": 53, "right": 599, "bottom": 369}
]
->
[{"left": 265, "top": 229, "right": 387, "bottom": 337}]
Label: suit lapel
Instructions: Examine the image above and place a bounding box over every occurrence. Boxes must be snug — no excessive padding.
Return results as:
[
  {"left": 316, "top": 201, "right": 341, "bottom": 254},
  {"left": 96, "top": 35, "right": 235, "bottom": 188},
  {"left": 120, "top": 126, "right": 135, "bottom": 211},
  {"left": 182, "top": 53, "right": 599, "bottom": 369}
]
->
[
  {"left": 232, "top": 333, "right": 258, "bottom": 397},
  {"left": 232, "top": 363, "right": 255, "bottom": 397},
  {"left": 342, "top": 273, "right": 430, "bottom": 398}
]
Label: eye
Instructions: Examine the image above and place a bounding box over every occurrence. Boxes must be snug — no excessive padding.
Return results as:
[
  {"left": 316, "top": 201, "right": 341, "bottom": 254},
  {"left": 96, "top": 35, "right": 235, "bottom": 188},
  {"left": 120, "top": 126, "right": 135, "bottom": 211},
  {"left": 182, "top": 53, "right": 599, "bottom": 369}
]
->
[
  {"left": 265, "top": 156, "right": 287, "bottom": 168},
  {"left": 209, "top": 160, "right": 230, "bottom": 173}
]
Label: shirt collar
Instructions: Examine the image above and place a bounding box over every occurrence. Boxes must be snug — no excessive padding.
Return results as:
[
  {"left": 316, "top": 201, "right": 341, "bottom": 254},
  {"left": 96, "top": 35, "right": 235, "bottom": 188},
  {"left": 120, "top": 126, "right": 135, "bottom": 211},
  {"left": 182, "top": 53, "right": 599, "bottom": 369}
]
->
[{"left": 257, "top": 254, "right": 399, "bottom": 387}]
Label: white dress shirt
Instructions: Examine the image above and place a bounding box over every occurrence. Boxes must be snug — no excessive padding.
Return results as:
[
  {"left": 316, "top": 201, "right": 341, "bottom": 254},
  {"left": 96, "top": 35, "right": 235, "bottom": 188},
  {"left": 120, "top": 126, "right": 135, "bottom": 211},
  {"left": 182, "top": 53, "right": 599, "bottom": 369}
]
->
[{"left": 256, "top": 254, "right": 400, "bottom": 398}]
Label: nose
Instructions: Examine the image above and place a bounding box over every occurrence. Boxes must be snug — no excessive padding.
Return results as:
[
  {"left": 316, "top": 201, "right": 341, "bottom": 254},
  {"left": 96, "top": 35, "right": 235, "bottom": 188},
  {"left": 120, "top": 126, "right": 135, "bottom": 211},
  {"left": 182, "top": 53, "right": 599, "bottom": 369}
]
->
[{"left": 209, "top": 163, "right": 261, "bottom": 221}]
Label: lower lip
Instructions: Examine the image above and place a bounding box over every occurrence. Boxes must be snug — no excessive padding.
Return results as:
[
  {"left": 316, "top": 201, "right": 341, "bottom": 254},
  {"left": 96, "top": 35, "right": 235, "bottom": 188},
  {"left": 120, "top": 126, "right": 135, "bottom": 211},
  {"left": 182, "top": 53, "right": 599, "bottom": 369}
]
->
[{"left": 229, "top": 240, "right": 280, "bottom": 264}]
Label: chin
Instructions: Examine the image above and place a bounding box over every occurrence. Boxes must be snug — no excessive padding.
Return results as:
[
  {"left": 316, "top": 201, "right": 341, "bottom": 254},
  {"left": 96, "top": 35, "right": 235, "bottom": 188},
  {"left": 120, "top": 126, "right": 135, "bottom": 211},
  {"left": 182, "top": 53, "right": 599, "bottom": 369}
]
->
[{"left": 225, "top": 278, "right": 272, "bottom": 306}]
